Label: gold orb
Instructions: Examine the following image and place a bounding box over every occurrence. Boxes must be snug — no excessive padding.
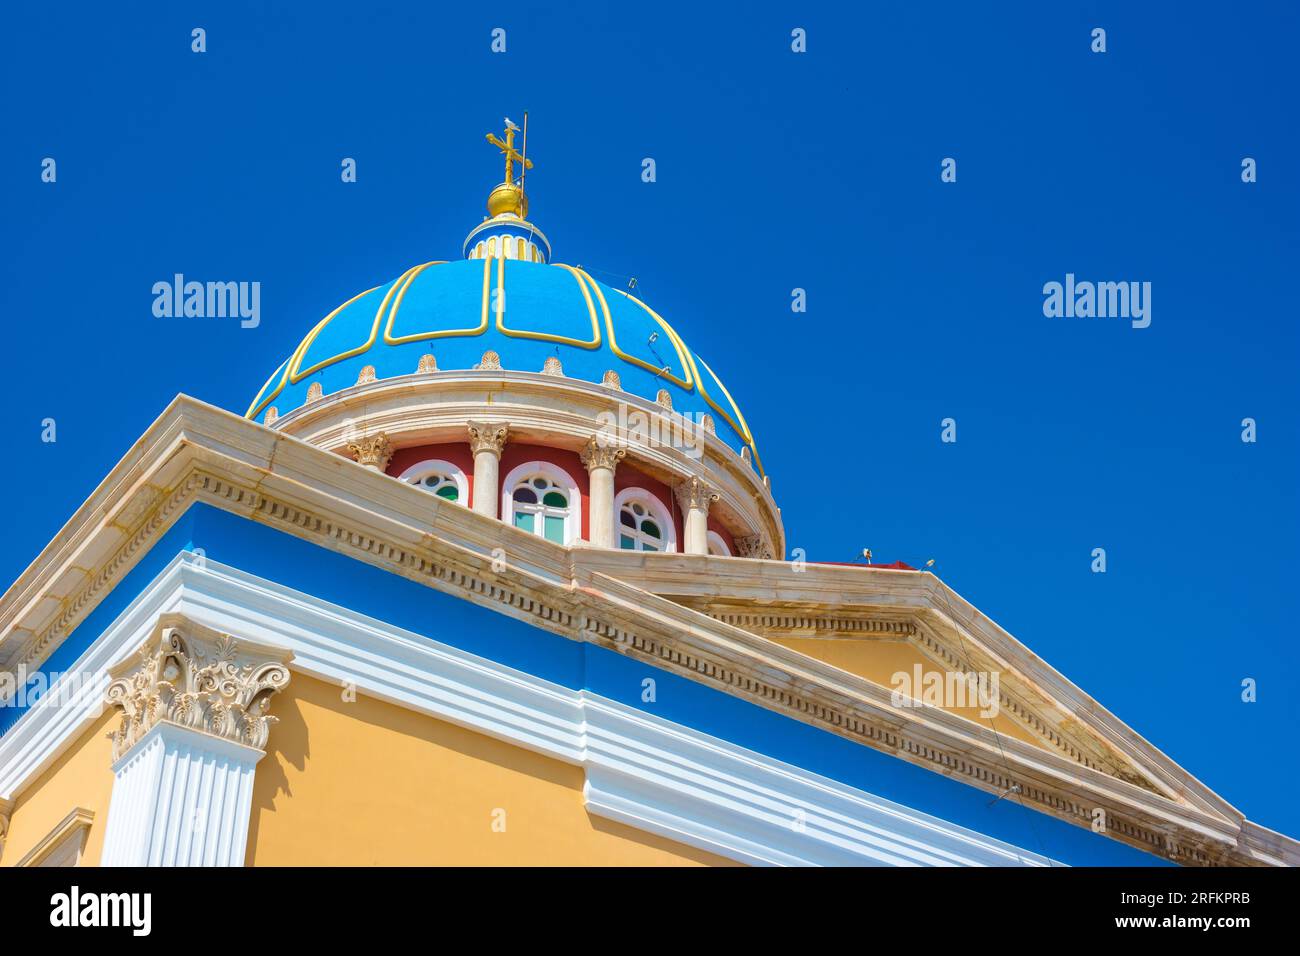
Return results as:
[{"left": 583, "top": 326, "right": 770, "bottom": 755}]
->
[{"left": 486, "top": 182, "right": 528, "bottom": 219}]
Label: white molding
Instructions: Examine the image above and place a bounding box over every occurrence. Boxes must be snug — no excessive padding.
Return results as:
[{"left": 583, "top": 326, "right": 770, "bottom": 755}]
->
[
  {"left": 613, "top": 486, "right": 678, "bottom": 554},
  {"left": 500, "top": 459, "right": 582, "bottom": 545},
  {"left": 15, "top": 806, "right": 94, "bottom": 867},
  {"left": 706, "top": 530, "right": 731, "bottom": 557},
  {"left": 0, "top": 553, "right": 1054, "bottom": 867},
  {"left": 397, "top": 458, "right": 469, "bottom": 505}
]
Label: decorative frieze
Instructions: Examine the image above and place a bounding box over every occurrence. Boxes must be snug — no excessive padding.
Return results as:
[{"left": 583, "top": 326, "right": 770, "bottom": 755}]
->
[
  {"left": 356, "top": 365, "right": 377, "bottom": 385},
  {"left": 541, "top": 356, "right": 564, "bottom": 376},
  {"left": 105, "top": 623, "right": 292, "bottom": 761},
  {"left": 476, "top": 350, "right": 502, "bottom": 371},
  {"left": 417, "top": 353, "right": 438, "bottom": 373},
  {"left": 601, "top": 369, "right": 622, "bottom": 389}
]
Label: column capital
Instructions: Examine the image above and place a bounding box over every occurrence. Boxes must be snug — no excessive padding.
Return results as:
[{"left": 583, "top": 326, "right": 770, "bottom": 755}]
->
[
  {"left": 467, "top": 420, "right": 510, "bottom": 457},
  {"left": 579, "top": 435, "right": 627, "bottom": 473},
  {"left": 105, "top": 618, "right": 293, "bottom": 761},
  {"left": 734, "top": 534, "right": 775, "bottom": 560},
  {"left": 346, "top": 431, "right": 393, "bottom": 471},
  {"left": 674, "top": 475, "right": 719, "bottom": 513}
]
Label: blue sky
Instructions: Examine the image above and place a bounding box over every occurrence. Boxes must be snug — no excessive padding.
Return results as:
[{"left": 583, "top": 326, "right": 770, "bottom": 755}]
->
[{"left": 3, "top": 2, "right": 1297, "bottom": 838}]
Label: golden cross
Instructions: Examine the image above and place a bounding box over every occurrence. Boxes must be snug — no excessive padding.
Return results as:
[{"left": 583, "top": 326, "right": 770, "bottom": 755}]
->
[{"left": 485, "top": 117, "right": 534, "bottom": 184}]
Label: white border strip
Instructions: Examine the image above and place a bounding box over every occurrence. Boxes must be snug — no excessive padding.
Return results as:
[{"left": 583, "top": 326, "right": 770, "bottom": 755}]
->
[{"left": 0, "top": 553, "right": 1054, "bottom": 867}]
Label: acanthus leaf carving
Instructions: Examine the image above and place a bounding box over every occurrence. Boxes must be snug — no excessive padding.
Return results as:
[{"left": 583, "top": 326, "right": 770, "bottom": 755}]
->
[
  {"left": 580, "top": 435, "right": 627, "bottom": 473},
  {"left": 467, "top": 420, "right": 510, "bottom": 457},
  {"left": 105, "top": 622, "right": 292, "bottom": 762}
]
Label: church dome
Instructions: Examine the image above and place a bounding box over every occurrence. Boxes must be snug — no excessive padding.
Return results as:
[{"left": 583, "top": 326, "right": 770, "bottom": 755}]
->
[
  {"left": 246, "top": 239, "right": 763, "bottom": 471},
  {"left": 242, "top": 115, "right": 780, "bottom": 562}
]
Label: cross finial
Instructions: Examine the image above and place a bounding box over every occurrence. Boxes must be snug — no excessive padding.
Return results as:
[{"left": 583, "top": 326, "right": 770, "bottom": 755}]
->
[{"left": 485, "top": 116, "right": 534, "bottom": 186}]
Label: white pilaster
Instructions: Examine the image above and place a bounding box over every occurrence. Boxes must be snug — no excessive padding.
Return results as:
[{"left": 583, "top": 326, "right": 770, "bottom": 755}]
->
[
  {"left": 98, "top": 618, "right": 291, "bottom": 867},
  {"left": 100, "top": 723, "right": 262, "bottom": 866}
]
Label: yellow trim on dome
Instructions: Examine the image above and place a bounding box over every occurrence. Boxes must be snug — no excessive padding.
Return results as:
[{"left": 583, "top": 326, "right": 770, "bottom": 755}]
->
[
  {"left": 606, "top": 289, "right": 763, "bottom": 472},
  {"left": 291, "top": 268, "right": 421, "bottom": 384},
  {"left": 493, "top": 261, "right": 602, "bottom": 349},
  {"left": 245, "top": 356, "right": 290, "bottom": 419},
  {"left": 601, "top": 283, "right": 694, "bottom": 391},
  {"left": 686, "top": 351, "right": 765, "bottom": 475},
  {"left": 383, "top": 260, "right": 494, "bottom": 345},
  {"left": 245, "top": 284, "right": 382, "bottom": 419}
]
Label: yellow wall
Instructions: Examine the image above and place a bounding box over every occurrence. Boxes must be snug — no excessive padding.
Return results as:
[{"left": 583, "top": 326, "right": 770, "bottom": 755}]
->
[
  {"left": 770, "top": 637, "right": 1046, "bottom": 750},
  {"left": 246, "top": 673, "right": 735, "bottom": 866},
  {"left": 1, "top": 709, "right": 117, "bottom": 867}
]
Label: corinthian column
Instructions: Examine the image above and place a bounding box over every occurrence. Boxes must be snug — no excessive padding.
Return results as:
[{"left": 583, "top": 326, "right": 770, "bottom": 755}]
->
[
  {"left": 346, "top": 431, "right": 393, "bottom": 472},
  {"left": 675, "top": 476, "right": 719, "bottom": 555},
  {"left": 467, "top": 421, "right": 510, "bottom": 520},
  {"left": 100, "top": 616, "right": 292, "bottom": 866},
  {"left": 580, "top": 436, "right": 627, "bottom": 548}
]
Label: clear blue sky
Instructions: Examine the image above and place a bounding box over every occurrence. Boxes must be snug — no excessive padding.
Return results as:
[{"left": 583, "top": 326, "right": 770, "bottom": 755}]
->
[{"left": 3, "top": 2, "right": 1297, "bottom": 836}]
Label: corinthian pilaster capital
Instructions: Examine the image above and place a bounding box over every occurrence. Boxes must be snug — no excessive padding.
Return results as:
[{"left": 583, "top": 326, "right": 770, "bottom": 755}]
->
[
  {"left": 105, "top": 618, "right": 293, "bottom": 761},
  {"left": 346, "top": 431, "right": 393, "bottom": 471},
  {"left": 734, "top": 534, "right": 774, "bottom": 560},
  {"left": 580, "top": 435, "right": 627, "bottom": 473},
  {"left": 467, "top": 420, "right": 510, "bottom": 457},
  {"left": 674, "top": 475, "right": 719, "bottom": 513}
]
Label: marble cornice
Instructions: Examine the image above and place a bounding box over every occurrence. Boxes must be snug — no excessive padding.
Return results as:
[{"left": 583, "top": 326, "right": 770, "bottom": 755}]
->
[{"left": 0, "top": 396, "right": 1293, "bottom": 867}]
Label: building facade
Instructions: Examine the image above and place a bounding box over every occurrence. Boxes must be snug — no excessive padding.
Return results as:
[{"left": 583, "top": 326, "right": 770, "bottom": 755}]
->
[{"left": 1, "top": 123, "right": 1295, "bottom": 867}]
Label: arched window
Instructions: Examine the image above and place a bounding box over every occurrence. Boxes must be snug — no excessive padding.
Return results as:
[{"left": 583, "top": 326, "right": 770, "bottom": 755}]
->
[
  {"left": 613, "top": 488, "right": 676, "bottom": 553},
  {"left": 706, "top": 530, "right": 732, "bottom": 557},
  {"left": 398, "top": 459, "right": 468, "bottom": 505},
  {"left": 501, "top": 461, "right": 580, "bottom": 545}
]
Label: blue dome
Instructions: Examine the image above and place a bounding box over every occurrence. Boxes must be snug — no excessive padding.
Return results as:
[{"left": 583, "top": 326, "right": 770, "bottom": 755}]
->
[{"left": 246, "top": 257, "right": 763, "bottom": 471}]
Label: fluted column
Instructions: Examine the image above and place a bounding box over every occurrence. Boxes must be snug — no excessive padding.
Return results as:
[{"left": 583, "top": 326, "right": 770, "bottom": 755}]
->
[
  {"left": 100, "top": 619, "right": 292, "bottom": 866},
  {"left": 675, "top": 476, "right": 719, "bottom": 555},
  {"left": 580, "top": 436, "right": 627, "bottom": 548},
  {"left": 467, "top": 421, "right": 510, "bottom": 520}
]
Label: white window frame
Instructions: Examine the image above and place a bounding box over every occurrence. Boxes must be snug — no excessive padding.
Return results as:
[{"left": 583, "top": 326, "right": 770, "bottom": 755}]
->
[
  {"left": 398, "top": 459, "right": 469, "bottom": 506},
  {"left": 613, "top": 487, "right": 677, "bottom": 554},
  {"left": 501, "top": 460, "right": 581, "bottom": 545},
  {"left": 706, "top": 530, "right": 732, "bottom": 557}
]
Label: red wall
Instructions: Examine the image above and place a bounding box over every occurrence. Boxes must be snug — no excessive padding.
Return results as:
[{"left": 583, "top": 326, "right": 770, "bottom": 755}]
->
[
  {"left": 386, "top": 442, "right": 733, "bottom": 552},
  {"left": 498, "top": 443, "right": 591, "bottom": 540},
  {"left": 386, "top": 443, "right": 476, "bottom": 504}
]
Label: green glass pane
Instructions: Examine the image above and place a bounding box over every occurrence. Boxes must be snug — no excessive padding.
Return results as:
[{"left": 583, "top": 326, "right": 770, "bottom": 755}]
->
[
  {"left": 620, "top": 536, "right": 635, "bottom": 549},
  {"left": 513, "top": 511, "right": 533, "bottom": 531},
  {"left": 542, "top": 490, "right": 567, "bottom": 508},
  {"left": 436, "top": 486, "right": 458, "bottom": 501},
  {"left": 642, "top": 520, "right": 660, "bottom": 538},
  {"left": 644, "top": 544, "right": 657, "bottom": 552},
  {"left": 543, "top": 515, "right": 564, "bottom": 543}
]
